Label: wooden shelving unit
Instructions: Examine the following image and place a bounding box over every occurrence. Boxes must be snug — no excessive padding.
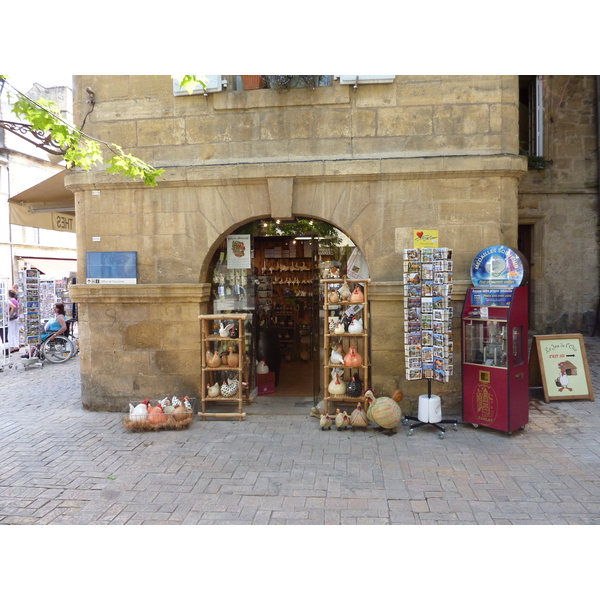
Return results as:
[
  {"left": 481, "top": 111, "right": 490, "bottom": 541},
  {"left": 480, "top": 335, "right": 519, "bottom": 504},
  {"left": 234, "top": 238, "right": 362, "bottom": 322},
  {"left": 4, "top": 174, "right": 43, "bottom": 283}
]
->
[
  {"left": 321, "top": 278, "right": 371, "bottom": 415},
  {"left": 198, "top": 313, "right": 250, "bottom": 421}
]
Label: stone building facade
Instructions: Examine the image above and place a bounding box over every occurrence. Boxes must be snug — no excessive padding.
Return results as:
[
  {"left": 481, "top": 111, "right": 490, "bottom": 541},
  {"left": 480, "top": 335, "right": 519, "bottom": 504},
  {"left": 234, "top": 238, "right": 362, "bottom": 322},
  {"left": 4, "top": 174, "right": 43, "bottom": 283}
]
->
[{"left": 65, "top": 75, "right": 597, "bottom": 412}]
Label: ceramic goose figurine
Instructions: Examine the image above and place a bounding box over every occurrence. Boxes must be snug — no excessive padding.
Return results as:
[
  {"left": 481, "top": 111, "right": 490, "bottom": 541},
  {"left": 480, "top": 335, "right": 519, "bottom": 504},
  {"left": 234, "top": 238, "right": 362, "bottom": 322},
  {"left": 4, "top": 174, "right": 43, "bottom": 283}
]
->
[{"left": 219, "top": 321, "right": 234, "bottom": 338}]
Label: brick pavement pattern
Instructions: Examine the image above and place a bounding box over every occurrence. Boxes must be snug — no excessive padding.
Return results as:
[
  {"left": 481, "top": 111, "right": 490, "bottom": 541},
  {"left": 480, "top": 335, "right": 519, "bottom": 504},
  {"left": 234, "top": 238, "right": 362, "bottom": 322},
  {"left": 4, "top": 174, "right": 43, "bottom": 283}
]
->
[{"left": 1, "top": 339, "right": 600, "bottom": 525}]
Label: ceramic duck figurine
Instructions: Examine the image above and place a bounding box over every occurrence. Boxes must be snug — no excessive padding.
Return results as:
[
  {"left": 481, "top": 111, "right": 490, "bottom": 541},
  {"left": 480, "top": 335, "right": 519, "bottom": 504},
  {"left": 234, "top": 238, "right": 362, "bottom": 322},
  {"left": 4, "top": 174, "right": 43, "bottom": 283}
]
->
[
  {"left": 227, "top": 345, "right": 239, "bottom": 368},
  {"left": 330, "top": 344, "right": 345, "bottom": 365},
  {"left": 206, "top": 381, "right": 220, "bottom": 397},
  {"left": 219, "top": 321, "right": 234, "bottom": 338},
  {"left": 207, "top": 350, "right": 221, "bottom": 368},
  {"left": 344, "top": 345, "right": 363, "bottom": 367},
  {"left": 338, "top": 278, "right": 351, "bottom": 301},
  {"left": 350, "top": 284, "right": 364, "bottom": 303},
  {"left": 348, "top": 317, "right": 364, "bottom": 334},
  {"left": 328, "top": 372, "right": 347, "bottom": 396},
  {"left": 320, "top": 412, "right": 332, "bottom": 431}
]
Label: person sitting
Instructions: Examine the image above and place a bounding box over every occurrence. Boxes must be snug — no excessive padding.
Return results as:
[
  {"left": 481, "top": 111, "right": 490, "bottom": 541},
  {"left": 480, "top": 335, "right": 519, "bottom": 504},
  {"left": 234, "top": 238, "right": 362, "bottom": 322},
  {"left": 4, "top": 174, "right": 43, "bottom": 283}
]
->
[{"left": 42, "top": 303, "right": 68, "bottom": 342}]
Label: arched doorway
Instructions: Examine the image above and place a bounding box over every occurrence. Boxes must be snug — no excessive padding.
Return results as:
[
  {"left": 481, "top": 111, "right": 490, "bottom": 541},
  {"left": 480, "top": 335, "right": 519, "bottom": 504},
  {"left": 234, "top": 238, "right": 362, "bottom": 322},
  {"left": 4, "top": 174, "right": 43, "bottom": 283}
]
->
[{"left": 206, "top": 218, "right": 369, "bottom": 411}]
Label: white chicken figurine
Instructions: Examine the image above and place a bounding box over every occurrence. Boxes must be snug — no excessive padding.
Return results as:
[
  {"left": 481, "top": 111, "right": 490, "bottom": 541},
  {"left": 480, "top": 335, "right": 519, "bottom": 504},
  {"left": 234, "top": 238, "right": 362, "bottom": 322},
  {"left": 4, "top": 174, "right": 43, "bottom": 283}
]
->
[
  {"left": 335, "top": 409, "right": 350, "bottom": 431},
  {"left": 219, "top": 321, "right": 234, "bottom": 338},
  {"left": 330, "top": 343, "right": 344, "bottom": 365},
  {"left": 328, "top": 372, "right": 347, "bottom": 396},
  {"left": 320, "top": 412, "right": 332, "bottom": 431},
  {"left": 129, "top": 398, "right": 150, "bottom": 421},
  {"left": 365, "top": 389, "right": 402, "bottom": 436},
  {"left": 206, "top": 381, "right": 220, "bottom": 397},
  {"left": 348, "top": 317, "right": 364, "bottom": 334}
]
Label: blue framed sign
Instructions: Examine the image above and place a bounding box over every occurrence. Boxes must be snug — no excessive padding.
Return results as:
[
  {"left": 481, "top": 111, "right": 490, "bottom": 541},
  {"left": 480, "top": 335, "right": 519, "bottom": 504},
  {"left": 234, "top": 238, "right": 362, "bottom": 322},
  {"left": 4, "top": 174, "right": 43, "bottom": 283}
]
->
[
  {"left": 470, "top": 245, "right": 528, "bottom": 288},
  {"left": 86, "top": 252, "right": 137, "bottom": 284}
]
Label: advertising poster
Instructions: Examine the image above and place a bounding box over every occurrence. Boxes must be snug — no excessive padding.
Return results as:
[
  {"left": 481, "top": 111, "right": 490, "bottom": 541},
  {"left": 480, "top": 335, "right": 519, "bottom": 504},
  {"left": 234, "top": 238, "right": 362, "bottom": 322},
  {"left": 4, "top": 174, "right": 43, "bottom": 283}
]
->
[
  {"left": 470, "top": 245, "right": 527, "bottom": 288},
  {"left": 413, "top": 230, "right": 439, "bottom": 248},
  {"left": 529, "top": 334, "right": 594, "bottom": 402},
  {"left": 86, "top": 252, "right": 137, "bottom": 284},
  {"left": 227, "top": 235, "right": 251, "bottom": 269}
]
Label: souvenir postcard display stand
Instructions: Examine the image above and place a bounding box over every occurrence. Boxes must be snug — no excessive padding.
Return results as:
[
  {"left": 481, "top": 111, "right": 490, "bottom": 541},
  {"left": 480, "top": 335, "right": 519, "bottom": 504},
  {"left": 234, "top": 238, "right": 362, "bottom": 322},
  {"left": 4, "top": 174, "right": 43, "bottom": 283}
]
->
[
  {"left": 461, "top": 246, "right": 529, "bottom": 434},
  {"left": 402, "top": 248, "right": 458, "bottom": 438}
]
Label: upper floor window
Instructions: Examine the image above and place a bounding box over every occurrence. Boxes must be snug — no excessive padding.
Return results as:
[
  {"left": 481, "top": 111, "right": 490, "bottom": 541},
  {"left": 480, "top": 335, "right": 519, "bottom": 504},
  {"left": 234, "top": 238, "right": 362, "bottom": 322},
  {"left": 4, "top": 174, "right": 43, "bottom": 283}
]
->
[{"left": 519, "top": 75, "right": 544, "bottom": 157}]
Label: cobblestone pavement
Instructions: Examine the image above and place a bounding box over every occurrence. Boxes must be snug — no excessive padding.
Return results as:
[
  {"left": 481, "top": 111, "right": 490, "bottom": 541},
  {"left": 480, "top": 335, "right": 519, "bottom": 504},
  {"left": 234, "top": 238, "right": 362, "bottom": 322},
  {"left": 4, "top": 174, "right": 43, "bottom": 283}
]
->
[{"left": 1, "top": 339, "right": 600, "bottom": 526}]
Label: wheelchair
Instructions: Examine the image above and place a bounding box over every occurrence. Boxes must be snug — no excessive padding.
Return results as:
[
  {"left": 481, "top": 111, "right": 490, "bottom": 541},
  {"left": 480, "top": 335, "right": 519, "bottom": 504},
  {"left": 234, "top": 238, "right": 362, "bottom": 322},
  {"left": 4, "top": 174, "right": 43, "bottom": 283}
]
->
[{"left": 39, "top": 319, "right": 78, "bottom": 364}]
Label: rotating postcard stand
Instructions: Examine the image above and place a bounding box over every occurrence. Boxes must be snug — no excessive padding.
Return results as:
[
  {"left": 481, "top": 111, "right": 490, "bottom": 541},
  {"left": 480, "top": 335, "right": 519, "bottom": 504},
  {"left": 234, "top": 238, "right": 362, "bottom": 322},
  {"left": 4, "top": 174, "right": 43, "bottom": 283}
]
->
[{"left": 402, "top": 247, "right": 458, "bottom": 439}]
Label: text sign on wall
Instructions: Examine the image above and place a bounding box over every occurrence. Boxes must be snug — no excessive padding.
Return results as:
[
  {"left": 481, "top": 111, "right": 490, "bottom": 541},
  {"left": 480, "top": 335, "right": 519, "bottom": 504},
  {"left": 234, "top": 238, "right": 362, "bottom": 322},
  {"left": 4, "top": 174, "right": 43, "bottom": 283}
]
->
[
  {"left": 529, "top": 334, "right": 595, "bottom": 403},
  {"left": 86, "top": 251, "right": 137, "bottom": 284}
]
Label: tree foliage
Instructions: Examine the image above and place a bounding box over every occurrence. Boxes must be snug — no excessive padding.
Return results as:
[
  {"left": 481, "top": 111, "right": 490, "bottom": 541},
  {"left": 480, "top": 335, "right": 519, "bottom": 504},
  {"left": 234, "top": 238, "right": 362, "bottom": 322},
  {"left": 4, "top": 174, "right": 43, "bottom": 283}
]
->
[{"left": 1, "top": 75, "right": 208, "bottom": 187}]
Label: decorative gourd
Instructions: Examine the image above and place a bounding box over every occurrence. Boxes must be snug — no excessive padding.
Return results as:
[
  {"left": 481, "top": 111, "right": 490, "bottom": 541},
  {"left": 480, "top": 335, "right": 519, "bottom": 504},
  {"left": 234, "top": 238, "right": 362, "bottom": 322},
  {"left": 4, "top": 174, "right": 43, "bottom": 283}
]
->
[
  {"left": 346, "top": 373, "right": 363, "bottom": 398},
  {"left": 328, "top": 372, "right": 347, "bottom": 396},
  {"left": 227, "top": 345, "right": 239, "bottom": 368},
  {"left": 350, "top": 284, "right": 364, "bottom": 303},
  {"left": 148, "top": 403, "right": 168, "bottom": 425},
  {"left": 344, "top": 346, "right": 363, "bottom": 367},
  {"left": 350, "top": 403, "right": 369, "bottom": 428}
]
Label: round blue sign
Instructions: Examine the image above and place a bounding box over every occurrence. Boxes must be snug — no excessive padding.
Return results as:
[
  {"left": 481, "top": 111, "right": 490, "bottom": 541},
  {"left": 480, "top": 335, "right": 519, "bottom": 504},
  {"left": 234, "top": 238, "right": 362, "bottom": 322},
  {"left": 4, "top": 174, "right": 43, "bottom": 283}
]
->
[{"left": 471, "top": 245, "right": 528, "bottom": 288}]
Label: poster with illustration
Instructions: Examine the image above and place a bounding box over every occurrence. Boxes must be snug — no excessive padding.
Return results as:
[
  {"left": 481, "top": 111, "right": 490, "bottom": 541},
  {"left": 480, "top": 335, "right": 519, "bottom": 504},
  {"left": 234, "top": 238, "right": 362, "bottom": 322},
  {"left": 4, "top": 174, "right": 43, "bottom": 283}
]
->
[
  {"left": 529, "top": 334, "right": 594, "bottom": 402},
  {"left": 227, "top": 235, "right": 251, "bottom": 269}
]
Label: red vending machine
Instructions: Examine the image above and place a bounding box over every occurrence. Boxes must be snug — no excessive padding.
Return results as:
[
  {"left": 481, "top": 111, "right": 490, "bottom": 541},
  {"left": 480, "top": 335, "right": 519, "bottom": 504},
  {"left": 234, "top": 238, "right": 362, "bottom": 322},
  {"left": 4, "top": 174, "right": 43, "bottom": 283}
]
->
[{"left": 461, "top": 246, "right": 529, "bottom": 434}]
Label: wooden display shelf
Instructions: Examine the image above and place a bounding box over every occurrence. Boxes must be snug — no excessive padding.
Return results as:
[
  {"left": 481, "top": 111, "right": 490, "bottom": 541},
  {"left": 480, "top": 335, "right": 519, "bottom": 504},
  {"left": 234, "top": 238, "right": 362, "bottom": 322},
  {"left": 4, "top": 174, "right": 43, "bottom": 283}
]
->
[
  {"left": 199, "top": 314, "right": 250, "bottom": 421},
  {"left": 321, "top": 278, "right": 371, "bottom": 415}
]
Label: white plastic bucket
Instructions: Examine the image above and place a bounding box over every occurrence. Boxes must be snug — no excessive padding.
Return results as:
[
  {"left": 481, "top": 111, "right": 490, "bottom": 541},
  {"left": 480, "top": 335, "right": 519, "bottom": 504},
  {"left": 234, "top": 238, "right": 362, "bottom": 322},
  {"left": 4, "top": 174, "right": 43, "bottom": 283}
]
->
[{"left": 418, "top": 394, "right": 442, "bottom": 423}]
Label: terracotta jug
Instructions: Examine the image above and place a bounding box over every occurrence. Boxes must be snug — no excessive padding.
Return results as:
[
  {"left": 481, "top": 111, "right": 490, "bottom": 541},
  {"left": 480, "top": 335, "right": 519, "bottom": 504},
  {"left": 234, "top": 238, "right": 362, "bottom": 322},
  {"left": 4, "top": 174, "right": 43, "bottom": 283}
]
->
[
  {"left": 350, "top": 284, "right": 364, "bottom": 303},
  {"left": 344, "top": 345, "right": 363, "bottom": 367}
]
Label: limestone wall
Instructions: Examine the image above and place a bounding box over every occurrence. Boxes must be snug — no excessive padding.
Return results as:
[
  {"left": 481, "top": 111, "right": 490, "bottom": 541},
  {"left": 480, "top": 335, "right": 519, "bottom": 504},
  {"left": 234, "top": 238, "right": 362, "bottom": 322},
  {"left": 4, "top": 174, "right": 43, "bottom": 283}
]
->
[
  {"left": 519, "top": 75, "right": 599, "bottom": 333},
  {"left": 68, "top": 75, "right": 527, "bottom": 411}
]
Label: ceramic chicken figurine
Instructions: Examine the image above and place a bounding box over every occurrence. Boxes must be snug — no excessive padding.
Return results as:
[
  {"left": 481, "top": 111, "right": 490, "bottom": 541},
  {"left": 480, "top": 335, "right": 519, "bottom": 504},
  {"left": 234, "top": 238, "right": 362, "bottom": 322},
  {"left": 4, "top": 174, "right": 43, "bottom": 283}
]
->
[
  {"left": 320, "top": 412, "right": 332, "bottom": 431},
  {"left": 330, "top": 344, "right": 344, "bottom": 365},
  {"left": 221, "top": 378, "right": 239, "bottom": 397},
  {"left": 333, "top": 321, "right": 346, "bottom": 335},
  {"left": 148, "top": 403, "right": 168, "bottom": 425},
  {"left": 365, "top": 389, "right": 402, "bottom": 435},
  {"left": 335, "top": 409, "right": 350, "bottom": 431},
  {"left": 346, "top": 373, "right": 363, "bottom": 398},
  {"left": 207, "top": 350, "right": 221, "bottom": 368},
  {"left": 159, "top": 396, "right": 174, "bottom": 415},
  {"left": 344, "top": 345, "right": 363, "bottom": 367},
  {"left": 206, "top": 381, "right": 220, "bottom": 397},
  {"left": 338, "top": 278, "right": 351, "bottom": 301},
  {"left": 328, "top": 289, "right": 340, "bottom": 304},
  {"left": 129, "top": 398, "right": 150, "bottom": 421},
  {"left": 256, "top": 360, "right": 269, "bottom": 374},
  {"left": 350, "top": 403, "right": 369, "bottom": 429},
  {"left": 348, "top": 317, "right": 364, "bottom": 334},
  {"left": 328, "top": 372, "right": 347, "bottom": 396},
  {"left": 219, "top": 321, "right": 234, "bottom": 338},
  {"left": 350, "top": 284, "right": 364, "bottom": 303}
]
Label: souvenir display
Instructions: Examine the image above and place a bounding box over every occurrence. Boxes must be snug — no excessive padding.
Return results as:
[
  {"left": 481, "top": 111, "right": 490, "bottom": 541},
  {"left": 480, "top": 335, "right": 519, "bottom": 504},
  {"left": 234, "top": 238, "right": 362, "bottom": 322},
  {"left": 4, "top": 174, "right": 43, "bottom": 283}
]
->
[{"left": 403, "top": 248, "right": 453, "bottom": 383}]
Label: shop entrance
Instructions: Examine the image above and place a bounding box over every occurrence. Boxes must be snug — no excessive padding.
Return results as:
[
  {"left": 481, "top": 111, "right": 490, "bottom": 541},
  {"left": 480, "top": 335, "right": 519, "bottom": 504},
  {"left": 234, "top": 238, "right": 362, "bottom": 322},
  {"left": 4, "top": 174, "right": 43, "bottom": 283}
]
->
[{"left": 206, "top": 219, "right": 367, "bottom": 408}]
